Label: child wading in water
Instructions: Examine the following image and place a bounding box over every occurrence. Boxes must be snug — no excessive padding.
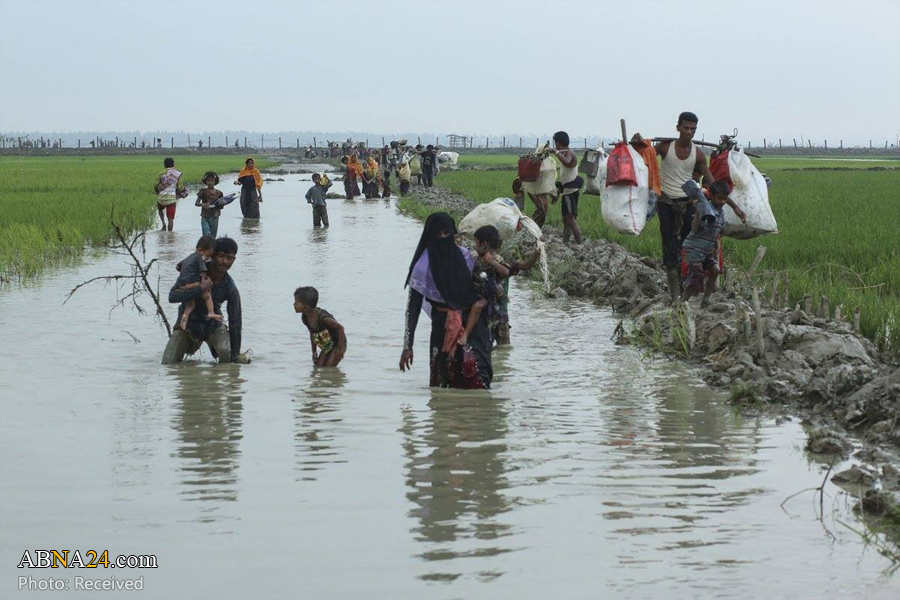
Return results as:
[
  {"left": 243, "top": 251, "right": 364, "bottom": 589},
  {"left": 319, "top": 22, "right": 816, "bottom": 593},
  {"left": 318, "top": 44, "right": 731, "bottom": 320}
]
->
[
  {"left": 294, "top": 286, "right": 347, "bottom": 367},
  {"left": 381, "top": 169, "right": 392, "bottom": 198},
  {"left": 680, "top": 180, "right": 734, "bottom": 307},
  {"left": 173, "top": 235, "right": 222, "bottom": 329},
  {"left": 305, "top": 173, "right": 333, "bottom": 227},
  {"left": 472, "top": 225, "right": 541, "bottom": 345},
  {"left": 196, "top": 171, "right": 224, "bottom": 237}
]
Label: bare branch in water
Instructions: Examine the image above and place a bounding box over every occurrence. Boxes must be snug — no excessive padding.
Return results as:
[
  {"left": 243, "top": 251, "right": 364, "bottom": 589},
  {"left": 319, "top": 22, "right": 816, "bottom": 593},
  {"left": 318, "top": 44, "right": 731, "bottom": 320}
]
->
[{"left": 63, "top": 207, "right": 172, "bottom": 337}]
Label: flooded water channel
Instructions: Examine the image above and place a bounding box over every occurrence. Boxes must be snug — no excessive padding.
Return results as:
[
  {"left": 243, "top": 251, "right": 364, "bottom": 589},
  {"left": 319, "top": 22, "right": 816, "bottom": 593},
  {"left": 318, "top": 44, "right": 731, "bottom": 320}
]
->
[{"left": 1, "top": 174, "right": 897, "bottom": 598}]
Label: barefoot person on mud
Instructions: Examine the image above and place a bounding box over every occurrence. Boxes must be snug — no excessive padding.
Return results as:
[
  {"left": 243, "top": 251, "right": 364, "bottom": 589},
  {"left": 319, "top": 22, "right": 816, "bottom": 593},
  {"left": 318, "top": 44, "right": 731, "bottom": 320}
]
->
[
  {"left": 547, "top": 131, "right": 584, "bottom": 244},
  {"left": 419, "top": 145, "right": 437, "bottom": 188},
  {"left": 162, "top": 237, "right": 247, "bottom": 364},
  {"left": 234, "top": 157, "right": 263, "bottom": 218},
  {"left": 400, "top": 212, "right": 491, "bottom": 389},
  {"left": 680, "top": 180, "right": 732, "bottom": 307},
  {"left": 655, "top": 112, "right": 745, "bottom": 301},
  {"left": 294, "top": 286, "right": 347, "bottom": 368},
  {"left": 154, "top": 157, "right": 187, "bottom": 231},
  {"left": 398, "top": 160, "right": 412, "bottom": 196}
]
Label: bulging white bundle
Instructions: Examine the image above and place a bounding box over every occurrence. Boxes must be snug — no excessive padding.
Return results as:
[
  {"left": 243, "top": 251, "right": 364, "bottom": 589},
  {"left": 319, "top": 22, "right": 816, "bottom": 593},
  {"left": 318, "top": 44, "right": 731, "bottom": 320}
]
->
[
  {"left": 600, "top": 145, "right": 650, "bottom": 235},
  {"left": 722, "top": 148, "right": 778, "bottom": 239},
  {"left": 459, "top": 198, "right": 541, "bottom": 240}
]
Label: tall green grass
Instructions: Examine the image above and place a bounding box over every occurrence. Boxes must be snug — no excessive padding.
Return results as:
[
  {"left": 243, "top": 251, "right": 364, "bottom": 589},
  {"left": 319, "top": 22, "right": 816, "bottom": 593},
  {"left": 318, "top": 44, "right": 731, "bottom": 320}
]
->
[
  {"left": 0, "top": 155, "right": 273, "bottom": 279},
  {"left": 432, "top": 159, "right": 900, "bottom": 352}
]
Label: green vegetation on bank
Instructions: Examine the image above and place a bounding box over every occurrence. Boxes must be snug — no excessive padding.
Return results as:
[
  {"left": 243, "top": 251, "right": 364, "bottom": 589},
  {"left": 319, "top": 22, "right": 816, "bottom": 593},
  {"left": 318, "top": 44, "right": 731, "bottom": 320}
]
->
[
  {"left": 456, "top": 153, "right": 900, "bottom": 171},
  {"left": 0, "top": 155, "right": 274, "bottom": 280},
  {"left": 428, "top": 155, "right": 900, "bottom": 352}
]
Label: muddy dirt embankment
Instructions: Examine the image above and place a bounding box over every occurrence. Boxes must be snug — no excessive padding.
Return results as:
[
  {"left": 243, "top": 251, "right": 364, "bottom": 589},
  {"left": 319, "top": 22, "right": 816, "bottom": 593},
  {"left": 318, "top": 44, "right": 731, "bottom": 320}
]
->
[{"left": 406, "top": 185, "right": 900, "bottom": 521}]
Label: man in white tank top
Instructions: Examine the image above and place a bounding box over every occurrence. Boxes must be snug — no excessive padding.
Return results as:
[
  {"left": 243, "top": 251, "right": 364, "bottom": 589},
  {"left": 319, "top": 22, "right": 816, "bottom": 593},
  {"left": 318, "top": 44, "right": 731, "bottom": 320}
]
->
[
  {"left": 655, "top": 112, "right": 746, "bottom": 301},
  {"left": 547, "top": 131, "right": 583, "bottom": 244}
]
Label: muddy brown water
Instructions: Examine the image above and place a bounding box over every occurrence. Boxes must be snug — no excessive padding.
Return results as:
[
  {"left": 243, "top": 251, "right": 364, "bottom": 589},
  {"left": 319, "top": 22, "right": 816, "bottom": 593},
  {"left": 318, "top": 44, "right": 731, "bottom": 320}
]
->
[{"left": 1, "top": 175, "right": 897, "bottom": 598}]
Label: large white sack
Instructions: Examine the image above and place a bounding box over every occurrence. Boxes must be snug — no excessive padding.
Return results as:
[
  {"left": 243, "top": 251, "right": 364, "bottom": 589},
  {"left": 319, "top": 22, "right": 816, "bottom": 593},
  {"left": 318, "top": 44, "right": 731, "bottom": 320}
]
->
[
  {"left": 722, "top": 148, "right": 778, "bottom": 239},
  {"left": 458, "top": 198, "right": 540, "bottom": 240},
  {"left": 437, "top": 151, "right": 459, "bottom": 165},
  {"left": 584, "top": 149, "right": 608, "bottom": 195},
  {"left": 600, "top": 145, "right": 650, "bottom": 235},
  {"left": 521, "top": 156, "right": 558, "bottom": 196}
]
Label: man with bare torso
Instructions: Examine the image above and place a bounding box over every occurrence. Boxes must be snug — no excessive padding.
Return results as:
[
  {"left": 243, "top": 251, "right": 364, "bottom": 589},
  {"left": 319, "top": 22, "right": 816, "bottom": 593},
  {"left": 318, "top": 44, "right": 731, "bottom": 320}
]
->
[{"left": 655, "top": 112, "right": 745, "bottom": 301}]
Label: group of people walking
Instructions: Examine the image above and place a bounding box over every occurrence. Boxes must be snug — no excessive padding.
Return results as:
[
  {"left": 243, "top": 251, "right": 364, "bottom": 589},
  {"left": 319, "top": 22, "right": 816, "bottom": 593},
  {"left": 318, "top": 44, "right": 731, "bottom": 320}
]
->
[
  {"left": 157, "top": 112, "right": 745, "bottom": 390},
  {"left": 155, "top": 157, "right": 265, "bottom": 233},
  {"left": 341, "top": 144, "right": 440, "bottom": 199}
]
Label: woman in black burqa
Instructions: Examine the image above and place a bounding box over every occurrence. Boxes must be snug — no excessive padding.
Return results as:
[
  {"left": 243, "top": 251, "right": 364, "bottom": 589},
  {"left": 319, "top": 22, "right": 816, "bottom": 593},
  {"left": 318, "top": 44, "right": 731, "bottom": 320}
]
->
[{"left": 399, "top": 212, "right": 492, "bottom": 388}]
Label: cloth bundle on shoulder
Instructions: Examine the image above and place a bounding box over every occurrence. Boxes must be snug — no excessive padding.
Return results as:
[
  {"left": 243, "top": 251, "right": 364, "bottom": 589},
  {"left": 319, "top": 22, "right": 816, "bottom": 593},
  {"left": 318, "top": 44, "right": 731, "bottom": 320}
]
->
[
  {"left": 600, "top": 144, "right": 650, "bottom": 235},
  {"left": 714, "top": 148, "right": 778, "bottom": 239},
  {"left": 584, "top": 149, "right": 608, "bottom": 195},
  {"left": 458, "top": 197, "right": 541, "bottom": 241}
]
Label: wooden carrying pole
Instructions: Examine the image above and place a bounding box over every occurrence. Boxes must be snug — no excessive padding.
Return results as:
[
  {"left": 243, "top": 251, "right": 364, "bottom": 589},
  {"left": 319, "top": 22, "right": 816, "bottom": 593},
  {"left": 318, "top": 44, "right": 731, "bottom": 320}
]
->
[{"left": 620, "top": 119, "right": 627, "bottom": 143}]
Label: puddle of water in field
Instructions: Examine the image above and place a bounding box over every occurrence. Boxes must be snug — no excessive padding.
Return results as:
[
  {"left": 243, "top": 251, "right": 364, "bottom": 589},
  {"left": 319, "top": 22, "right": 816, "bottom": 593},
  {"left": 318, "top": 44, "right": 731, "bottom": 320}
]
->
[{"left": 1, "top": 173, "right": 897, "bottom": 598}]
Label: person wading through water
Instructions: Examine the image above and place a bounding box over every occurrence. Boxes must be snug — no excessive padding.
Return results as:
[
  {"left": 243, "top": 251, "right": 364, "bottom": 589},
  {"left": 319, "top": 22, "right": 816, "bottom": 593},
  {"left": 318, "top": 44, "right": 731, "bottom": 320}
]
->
[
  {"left": 155, "top": 157, "right": 187, "bottom": 231},
  {"left": 344, "top": 155, "right": 363, "bottom": 199},
  {"left": 162, "top": 237, "right": 248, "bottom": 364},
  {"left": 235, "top": 157, "right": 263, "bottom": 218},
  {"left": 655, "top": 112, "right": 745, "bottom": 301},
  {"left": 400, "top": 212, "right": 491, "bottom": 389}
]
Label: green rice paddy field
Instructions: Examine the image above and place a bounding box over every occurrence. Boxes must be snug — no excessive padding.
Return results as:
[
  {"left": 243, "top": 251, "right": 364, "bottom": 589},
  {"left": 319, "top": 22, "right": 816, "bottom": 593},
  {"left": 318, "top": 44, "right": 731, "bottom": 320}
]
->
[
  {"left": 431, "top": 154, "right": 900, "bottom": 352},
  {"left": 0, "top": 155, "right": 273, "bottom": 280}
]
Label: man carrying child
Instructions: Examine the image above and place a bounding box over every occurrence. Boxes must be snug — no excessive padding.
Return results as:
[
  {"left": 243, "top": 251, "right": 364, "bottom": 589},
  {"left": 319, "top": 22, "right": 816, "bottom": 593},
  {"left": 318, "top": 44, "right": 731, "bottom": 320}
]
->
[
  {"left": 172, "top": 236, "right": 222, "bottom": 330},
  {"left": 162, "top": 237, "right": 246, "bottom": 364},
  {"left": 655, "top": 111, "right": 746, "bottom": 301}
]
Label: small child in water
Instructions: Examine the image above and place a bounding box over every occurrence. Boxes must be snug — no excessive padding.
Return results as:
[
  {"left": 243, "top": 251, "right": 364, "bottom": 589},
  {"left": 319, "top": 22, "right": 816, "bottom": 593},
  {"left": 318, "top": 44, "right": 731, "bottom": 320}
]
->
[
  {"left": 174, "top": 235, "right": 222, "bottom": 329},
  {"left": 306, "top": 173, "right": 333, "bottom": 228},
  {"left": 472, "top": 225, "right": 541, "bottom": 345},
  {"left": 381, "top": 169, "right": 392, "bottom": 198},
  {"left": 293, "top": 286, "right": 347, "bottom": 367},
  {"left": 680, "top": 180, "right": 733, "bottom": 307}
]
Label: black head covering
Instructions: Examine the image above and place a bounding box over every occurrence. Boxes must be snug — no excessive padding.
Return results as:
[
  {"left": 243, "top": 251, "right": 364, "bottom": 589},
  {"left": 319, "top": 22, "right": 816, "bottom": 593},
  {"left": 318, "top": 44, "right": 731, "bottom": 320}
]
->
[{"left": 405, "top": 212, "right": 479, "bottom": 310}]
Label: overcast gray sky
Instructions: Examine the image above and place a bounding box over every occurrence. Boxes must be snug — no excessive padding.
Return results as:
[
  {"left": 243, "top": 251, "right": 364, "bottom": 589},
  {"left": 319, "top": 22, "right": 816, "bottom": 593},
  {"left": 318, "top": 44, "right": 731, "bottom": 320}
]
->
[{"left": 1, "top": 0, "right": 898, "bottom": 144}]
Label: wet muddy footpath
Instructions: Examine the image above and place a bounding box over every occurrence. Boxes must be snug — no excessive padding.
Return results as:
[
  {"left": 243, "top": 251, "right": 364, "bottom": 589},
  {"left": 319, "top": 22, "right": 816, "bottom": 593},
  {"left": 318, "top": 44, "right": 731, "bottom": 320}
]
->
[
  {"left": 1, "top": 173, "right": 898, "bottom": 597},
  {"left": 409, "top": 185, "right": 900, "bottom": 523}
]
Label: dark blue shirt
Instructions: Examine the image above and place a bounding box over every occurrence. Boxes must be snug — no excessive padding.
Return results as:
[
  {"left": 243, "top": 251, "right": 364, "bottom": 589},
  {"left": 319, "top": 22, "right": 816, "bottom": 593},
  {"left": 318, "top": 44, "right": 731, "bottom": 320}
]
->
[{"left": 169, "top": 272, "right": 242, "bottom": 359}]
